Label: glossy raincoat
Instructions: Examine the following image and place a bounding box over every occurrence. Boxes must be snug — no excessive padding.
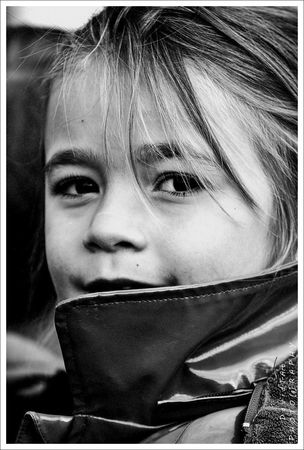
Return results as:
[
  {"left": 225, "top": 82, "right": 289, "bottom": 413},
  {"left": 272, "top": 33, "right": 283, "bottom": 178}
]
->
[{"left": 16, "top": 263, "right": 297, "bottom": 444}]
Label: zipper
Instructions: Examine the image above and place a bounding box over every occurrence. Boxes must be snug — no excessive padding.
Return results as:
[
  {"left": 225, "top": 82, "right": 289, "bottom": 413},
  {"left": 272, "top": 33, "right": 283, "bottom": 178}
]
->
[{"left": 243, "top": 379, "right": 266, "bottom": 433}]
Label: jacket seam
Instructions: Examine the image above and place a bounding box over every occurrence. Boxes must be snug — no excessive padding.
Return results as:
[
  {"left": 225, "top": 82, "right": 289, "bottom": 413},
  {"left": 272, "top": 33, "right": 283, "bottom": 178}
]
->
[
  {"left": 65, "top": 313, "right": 89, "bottom": 418},
  {"left": 174, "top": 422, "right": 193, "bottom": 443},
  {"left": 78, "top": 414, "right": 88, "bottom": 443},
  {"left": 16, "top": 415, "right": 32, "bottom": 443},
  {"left": 64, "top": 272, "right": 295, "bottom": 309},
  {"left": 32, "top": 413, "right": 47, "bottom": 443}
]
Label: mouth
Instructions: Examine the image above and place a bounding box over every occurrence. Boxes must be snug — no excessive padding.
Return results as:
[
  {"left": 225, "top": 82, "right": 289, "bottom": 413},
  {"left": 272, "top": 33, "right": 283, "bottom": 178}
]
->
[{"left": 84, "top": 278, "right": 160, "bottom": 294}]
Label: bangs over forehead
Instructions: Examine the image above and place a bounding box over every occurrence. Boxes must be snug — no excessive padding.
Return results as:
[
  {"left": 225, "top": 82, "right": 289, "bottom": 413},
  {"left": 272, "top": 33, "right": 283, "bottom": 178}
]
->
[{"left": 52, "top": 13, "right": 260, "bottom": 207}]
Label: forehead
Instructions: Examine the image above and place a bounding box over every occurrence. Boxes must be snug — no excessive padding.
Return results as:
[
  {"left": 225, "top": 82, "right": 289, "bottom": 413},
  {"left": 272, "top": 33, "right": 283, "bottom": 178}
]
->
[
  {"left": 45, "top": 63, "right": 252, "bottom": 165},
  {"left": 46, "top": 71, "right": 167, "bottom": 153}
]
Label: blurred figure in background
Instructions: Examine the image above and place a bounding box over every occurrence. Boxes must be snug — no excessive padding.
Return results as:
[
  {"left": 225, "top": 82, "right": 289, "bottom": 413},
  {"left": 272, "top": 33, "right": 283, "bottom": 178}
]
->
[{"left": 7, "top": 25, "right": 73, "bottom": 443}]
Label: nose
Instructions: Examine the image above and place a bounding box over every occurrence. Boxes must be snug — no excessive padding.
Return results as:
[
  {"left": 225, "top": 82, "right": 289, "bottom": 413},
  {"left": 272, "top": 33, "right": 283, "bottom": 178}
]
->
[{"left": 83, "top": 187, "right": 148, "bottom": 253}]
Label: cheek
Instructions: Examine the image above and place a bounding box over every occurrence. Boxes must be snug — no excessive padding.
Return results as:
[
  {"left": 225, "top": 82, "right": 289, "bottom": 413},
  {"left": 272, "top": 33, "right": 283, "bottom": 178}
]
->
[
  {"left": 44, "top": 217, "right": 85, "bottom": 301},
  {"left": 159, "top": 202, "right": 271, "bottom": 284},
  {"left": 45, "top": 220, "right": 67, "bottom": 284},
  {"left": 45, "top": 206, "right": 79, "bottom": 281}
]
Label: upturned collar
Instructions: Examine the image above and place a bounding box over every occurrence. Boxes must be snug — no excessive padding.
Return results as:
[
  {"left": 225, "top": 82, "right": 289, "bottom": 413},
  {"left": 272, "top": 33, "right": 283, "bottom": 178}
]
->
[{"left": 55, "top": 263, "right": 297, "bottom": 426}]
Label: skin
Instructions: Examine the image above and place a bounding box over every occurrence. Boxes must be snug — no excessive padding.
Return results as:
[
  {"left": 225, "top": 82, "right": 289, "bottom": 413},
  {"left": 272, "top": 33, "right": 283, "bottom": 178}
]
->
[{"left": 45, "top": 71, "right": 273, "bottom": 301}]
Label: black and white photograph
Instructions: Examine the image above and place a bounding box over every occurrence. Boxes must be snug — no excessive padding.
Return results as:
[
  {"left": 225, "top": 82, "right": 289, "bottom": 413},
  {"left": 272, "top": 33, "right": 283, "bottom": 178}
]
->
[{"left": 1, "top": 1, "right": 302, "bottom": 447}]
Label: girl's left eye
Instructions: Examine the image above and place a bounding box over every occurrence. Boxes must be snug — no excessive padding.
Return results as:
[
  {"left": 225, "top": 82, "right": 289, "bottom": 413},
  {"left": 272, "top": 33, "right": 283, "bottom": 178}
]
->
[
  {"left": 52, "top": 175, "right": 100, "bottom": 198},
  {"left": 154, "top": 172, "right": 204, "bottom": 196}
]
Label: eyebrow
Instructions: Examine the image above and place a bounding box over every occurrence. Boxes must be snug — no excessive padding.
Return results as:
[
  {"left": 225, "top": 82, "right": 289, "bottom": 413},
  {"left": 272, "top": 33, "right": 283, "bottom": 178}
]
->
[
  {"left": 44, "top": 142, "right": 211, "bottom": 175},
  {"left": 136, "top": 142, "right": 211, "bottom": 165},
  {"left": 44, "top": 148, "right": 100, "bottom": 175},
  {"left": 135, "top": 142, "right": 183, "bottom": 163}
]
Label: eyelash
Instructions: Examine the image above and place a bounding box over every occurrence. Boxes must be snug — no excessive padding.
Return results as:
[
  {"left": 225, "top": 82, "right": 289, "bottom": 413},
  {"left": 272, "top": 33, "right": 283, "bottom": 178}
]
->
[
  {"left": 153, "top": 171, "right": 205, "bottom": 197},
  {"left": 50, "top": 171, "right": 205, "bottom": 200},
  {"left": 51, "top": 175, "right": 99, "bottom": 198}
]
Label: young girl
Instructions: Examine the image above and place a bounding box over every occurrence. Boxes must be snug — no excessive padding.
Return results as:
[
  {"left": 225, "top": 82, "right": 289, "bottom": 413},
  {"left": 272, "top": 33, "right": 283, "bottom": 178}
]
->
[{"left": 17, "top": 6, "right": 298, "bottom": 444}]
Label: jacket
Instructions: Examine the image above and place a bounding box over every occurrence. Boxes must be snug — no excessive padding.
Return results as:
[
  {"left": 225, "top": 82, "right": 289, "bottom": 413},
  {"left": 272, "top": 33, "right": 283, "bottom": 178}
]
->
[{"left": 16, "top": 262, "right": 297, "bottom": 444}]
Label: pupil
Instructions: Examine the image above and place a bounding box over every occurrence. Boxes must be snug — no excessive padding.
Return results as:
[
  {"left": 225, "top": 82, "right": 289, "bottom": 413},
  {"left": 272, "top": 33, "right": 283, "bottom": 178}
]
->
[
  {"left": 76, "top": 181, "right": 96, "bottom": 194},
  {"left": 173, "top": 176, "right": 197, "bottom": 192}
]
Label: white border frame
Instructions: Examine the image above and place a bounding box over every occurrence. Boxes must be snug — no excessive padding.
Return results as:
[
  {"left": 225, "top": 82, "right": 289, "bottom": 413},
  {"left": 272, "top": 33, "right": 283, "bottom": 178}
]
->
[{"left": 1, "top": 1, "right": 303, "bottom": 449}]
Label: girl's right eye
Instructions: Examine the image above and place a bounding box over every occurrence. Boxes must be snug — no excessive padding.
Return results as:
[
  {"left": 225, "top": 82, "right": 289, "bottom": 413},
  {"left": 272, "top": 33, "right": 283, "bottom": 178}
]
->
[{"left": 52, "top": 175, "right": 100, "bottom": 198}]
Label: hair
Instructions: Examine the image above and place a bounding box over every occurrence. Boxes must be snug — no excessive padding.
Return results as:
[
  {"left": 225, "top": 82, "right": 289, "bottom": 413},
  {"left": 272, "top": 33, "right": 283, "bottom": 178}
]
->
[{"left": 37, "top": 6, "right": 297, "bottom": 308}]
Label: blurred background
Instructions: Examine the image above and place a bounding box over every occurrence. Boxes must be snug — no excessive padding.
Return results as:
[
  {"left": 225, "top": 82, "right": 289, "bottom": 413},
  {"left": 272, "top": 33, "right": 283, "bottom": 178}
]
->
[{"left": 7, "top": 5, "right": 102, "bottom": 29}]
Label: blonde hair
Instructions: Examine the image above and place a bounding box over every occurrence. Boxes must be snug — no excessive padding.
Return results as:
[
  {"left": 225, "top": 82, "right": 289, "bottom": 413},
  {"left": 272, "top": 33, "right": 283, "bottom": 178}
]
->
[{"left": 48, "top": 6, "right": 297, "bottom": 268}]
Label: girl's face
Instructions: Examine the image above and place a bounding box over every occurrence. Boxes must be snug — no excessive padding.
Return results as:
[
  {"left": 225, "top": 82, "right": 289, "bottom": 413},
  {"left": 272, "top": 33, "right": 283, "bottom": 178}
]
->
[{"left": 45, "top": 73, "right": 273, "bottom": 301}]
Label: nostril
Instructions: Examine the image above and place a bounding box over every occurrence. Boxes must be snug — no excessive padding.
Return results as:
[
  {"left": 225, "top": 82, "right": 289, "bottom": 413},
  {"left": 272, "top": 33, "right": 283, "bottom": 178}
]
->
[
  {"left": 115, "top": 241, "right": 135, "bottom": 249},
  {"left": 83, "top": 239, "right": 135, "bottom": 252}
]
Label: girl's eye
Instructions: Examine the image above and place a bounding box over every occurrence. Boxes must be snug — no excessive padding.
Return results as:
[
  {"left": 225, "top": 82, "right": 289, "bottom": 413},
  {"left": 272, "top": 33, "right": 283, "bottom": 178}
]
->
[
  {"left": 154, "top": 172, "right": 204, "bottom": 196},
  {"left": 52, "top": 176, "right": 100, "bottom": 198}
]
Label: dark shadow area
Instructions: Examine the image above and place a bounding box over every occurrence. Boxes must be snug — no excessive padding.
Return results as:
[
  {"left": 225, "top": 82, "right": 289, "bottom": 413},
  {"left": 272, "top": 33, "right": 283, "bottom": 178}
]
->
[{"left": 7, "top": 25, "right": 73, "bottom": 443}]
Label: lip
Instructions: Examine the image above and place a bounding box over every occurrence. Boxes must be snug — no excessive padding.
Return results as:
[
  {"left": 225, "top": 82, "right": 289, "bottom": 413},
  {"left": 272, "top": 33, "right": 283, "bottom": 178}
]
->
[{"left": 84, "top": 278, "right": 161, "bottom": 293}]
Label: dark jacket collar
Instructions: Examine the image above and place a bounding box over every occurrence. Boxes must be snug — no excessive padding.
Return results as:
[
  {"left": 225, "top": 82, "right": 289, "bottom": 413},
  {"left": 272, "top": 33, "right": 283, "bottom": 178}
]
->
[{"left": 55, "top": 263, "right": 297, "bottom": 426}]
